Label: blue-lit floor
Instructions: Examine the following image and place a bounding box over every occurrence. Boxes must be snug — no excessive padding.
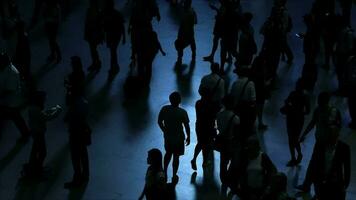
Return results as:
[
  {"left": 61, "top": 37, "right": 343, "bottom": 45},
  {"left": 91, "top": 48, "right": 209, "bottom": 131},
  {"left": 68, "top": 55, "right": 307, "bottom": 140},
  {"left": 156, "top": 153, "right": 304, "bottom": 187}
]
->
[{"left": 1, "top": 0, "right": 356, "bottom": 199}]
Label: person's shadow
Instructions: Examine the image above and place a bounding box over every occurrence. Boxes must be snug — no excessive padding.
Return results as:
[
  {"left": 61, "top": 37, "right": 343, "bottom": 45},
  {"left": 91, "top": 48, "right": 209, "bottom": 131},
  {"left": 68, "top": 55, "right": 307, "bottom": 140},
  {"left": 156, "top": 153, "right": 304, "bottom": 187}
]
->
[
  {"left": 190, "top": 158, "right": 220, "bottom": 200},
  {"left": 174, "top": 60, "right": 196, "bottom": 98},
  {"left": 121, "top": 70, "right": 152, "bottom": 135}
]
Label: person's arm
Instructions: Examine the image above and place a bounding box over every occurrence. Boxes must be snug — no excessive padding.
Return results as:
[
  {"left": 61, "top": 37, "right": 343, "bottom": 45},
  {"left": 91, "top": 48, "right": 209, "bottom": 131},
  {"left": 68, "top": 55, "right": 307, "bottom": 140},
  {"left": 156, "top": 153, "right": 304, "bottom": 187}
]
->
[
  {"left": 343, "top": 143, "right": 351, "bottom": 189},
  {"left": 183, "top": 111, "right": 190, "bottom": 146},
  {"left": 138, "top": 184, "right": 147, "bottom": 200},
  {"left": 300, "top": 109, "right": 317, "bottom": 142},
  {"left": 156, "top": 34, "right": 166, "bottom": 56},
  {"left": 158, "top": 108, "right": 166, "bottom": 133},
  {"left": 304, "top": 93, "right": 311, "bottom": 115},
  {"left": 184, "top": 121, "right": 190, "bottom": 146}
]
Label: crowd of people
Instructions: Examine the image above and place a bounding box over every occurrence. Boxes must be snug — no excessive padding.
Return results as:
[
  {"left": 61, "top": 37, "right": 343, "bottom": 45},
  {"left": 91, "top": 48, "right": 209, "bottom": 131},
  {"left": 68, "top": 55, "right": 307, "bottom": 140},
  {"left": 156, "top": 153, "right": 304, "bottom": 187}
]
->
[{"left": 0, "top": 0, "right": 355, "bottom": 199}]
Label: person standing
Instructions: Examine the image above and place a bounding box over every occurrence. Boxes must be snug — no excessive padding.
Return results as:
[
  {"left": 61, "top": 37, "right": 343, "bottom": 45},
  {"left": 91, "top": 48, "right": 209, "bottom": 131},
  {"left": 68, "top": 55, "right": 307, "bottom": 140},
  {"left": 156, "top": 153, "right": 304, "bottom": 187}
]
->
[
  {"left": 0, "top": 52, "right": 29, "bottom": 142},
  {"left": 64, "top": 56, "right": 86, "bottom": 105},
  {"left": 237, "top": 12, "right": 257, "bottom": 67},
  {"left": 281, "top": 79, "right": 310, "bottom": 166},
  {"left": 64, "top": 93, "right": 91, "bottom": 189},
  {"left": 24, "top": 91, "right": 62, "bottom": 177},
  {"left": 158, "top": 92, "right": 190, "bottom": 185},
  {"left": 43, "top": 0, "right": 62, "bottom": 63},
  {"left": 103, "top": 0, "right": 126, "bottom": 76},
  {"left": 13, "top": 20, "right": 31, "bottom": 81},
  {"left": 85, "top": 0, "right": 104, "bottom": 72},
  {"left": 174, "top": 0, "right": 197, "bottom": 65}
]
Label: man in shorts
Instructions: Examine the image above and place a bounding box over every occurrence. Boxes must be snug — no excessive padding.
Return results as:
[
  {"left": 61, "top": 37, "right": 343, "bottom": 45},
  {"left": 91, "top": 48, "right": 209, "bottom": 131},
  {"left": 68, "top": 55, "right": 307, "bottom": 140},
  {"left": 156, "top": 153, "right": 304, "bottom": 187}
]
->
[{"left": 158, "top": 92, "right": 190, "bottom": 184}]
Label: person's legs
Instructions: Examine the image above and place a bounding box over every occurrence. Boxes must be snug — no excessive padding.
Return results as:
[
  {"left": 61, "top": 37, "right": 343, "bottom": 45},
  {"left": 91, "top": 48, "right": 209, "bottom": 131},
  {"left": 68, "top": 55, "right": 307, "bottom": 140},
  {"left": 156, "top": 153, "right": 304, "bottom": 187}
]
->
[
  {"left": 220, "top": 42, "right": 227, "bottom": 73},
  {"left": 204, "top": 35, "right": 219, "bottom": 61},
  {"left": 190, "top": 38, "right": 196, "bottom": 60},
  {"left": 164, "top": 152, "right": 172, "bottom": 175},
  {"left": 88, "top": 42, "right": 101, "bottom": 68},
  {"left": 191, "top": 143, "right": 201, "bottom": 170},
  {"left": 80, "top": 144, "right": 89, "bottom": 182},
  {"left": 69, "top": 139, "right": 81, "bottom": 183},
  {"left": 37, "top": 134, "right": 47, "bottom": 169},
  {"left": 172, "top": 154, "right": 180, "bottom": 176},
  {"left": 10, "top": 108, "right": 30, "bottom": 139},
  {"left": 283, "top": 40, "right": 294, "bottom": 64},
  {"left": 109, "top": 43, "right": 119, "bottom": 74},
  {"left": 219, "top": 152, "right": 229, "bottom": 184}
]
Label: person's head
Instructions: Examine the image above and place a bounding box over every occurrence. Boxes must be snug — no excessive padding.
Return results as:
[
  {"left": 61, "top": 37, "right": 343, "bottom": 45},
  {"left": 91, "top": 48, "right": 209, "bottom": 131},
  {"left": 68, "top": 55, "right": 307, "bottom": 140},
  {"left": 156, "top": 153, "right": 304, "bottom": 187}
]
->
[
  {"left": 30, "top": 91, "right": 47, "bottom": 109},
  {"left": 223, "top": 95, "right": 235, "bottom": 110},
  {"left": 211, "top": 62, "right": 220, "bottom": 74},
  {"left": 71, "top": 56, "right": 83, "bottom": 72},
  {"left": 246, "top": 138, "right": 261, "bottom": 159},
  {"left": 0, "top": 52, "right": 11, "bottom": 70},
  {"left": 317, "top": 92, "right": 330, "bottom": 107},
  {"left": 270, "top": 172, "right": 288, "bottom": 193},
  {"left": 147, "top": 148, "right": 163, "bottom": 169},
  {"left": 169, "top": 92, "right": 181, "bottom": 107}
]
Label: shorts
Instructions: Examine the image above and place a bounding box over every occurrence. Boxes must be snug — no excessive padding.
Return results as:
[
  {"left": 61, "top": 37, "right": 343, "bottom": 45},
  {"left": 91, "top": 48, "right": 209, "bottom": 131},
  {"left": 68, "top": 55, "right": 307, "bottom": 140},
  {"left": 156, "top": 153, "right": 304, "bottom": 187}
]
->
[{"left": 164, "top": 138, "right": 185, "bottom": 156}]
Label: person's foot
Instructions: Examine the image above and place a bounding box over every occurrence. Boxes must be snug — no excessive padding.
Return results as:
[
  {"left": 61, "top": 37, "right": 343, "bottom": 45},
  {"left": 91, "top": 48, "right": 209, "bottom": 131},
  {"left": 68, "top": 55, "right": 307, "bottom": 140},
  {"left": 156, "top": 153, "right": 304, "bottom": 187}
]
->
[
  {"left": 203, "top": 55, "right": 213, "bottom": 62},
  {"left": 191, "top": 160, "right": 197, "bottom": 171},
  {"left": 295, "top": 184, "right": 310, "bottom": 193},
  {"left": 286, "top": 159, "right": 297, "bottom": 167},
  {"left": 258, "top": 124, "right": 268, "bottom": 131},
  {"left": 172, "top": 175, "right": 179, "bottom": 185}
]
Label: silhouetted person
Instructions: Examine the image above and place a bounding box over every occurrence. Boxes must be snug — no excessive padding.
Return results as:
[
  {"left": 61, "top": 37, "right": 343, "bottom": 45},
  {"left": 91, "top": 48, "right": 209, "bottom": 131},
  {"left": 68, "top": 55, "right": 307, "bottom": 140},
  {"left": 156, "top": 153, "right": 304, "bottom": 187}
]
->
[
  {"left": 237, "top": 12, "right": 257, "bottom": 67},
  {"left": 334, "top": 16, "right": 353, "bottom": 94},
  {"left": 174, "top": 0, "right": 197, "bottom": 65},
  {"left": 191, "top": 97, "right": 217, "bottom": 171},
  {"left": 345, "top": 49, "right": 356, "bottom": 130},
  {"left": 261, "top": 172, "right": 296, "bottom": 200},
  {"left": 311, "top": 0, "right": 336, "bottom": 70},
  {"left": 137, "top": 26, "right": 166, "bottom": 84},
  {"left": 0, "top": 52, "right": 29, "bottom": 142},
  {"left": 103, "top": 0, "right": 126, "bottom": 76},
  {"left": 300, "top": 14, "right": 319, "bottom": 91},
  {"left": 281, "top": 79, "right": 310, "bottom": 166},
  {"left": 13, "top": 20, "right": 31, "bottom": 81},
  {"left": 158, "top": 92, "right": 190, "bottom": 185},
  {"left": 85, "top": 0, "right": 104, "bottom": 72},
  {"left": 230, "top": 65, "right": 256, "bottom": 139},
  {"left": 24, "top": 91, "right": 62, "bottom": 177},
  {"left": 129, "top": 0, "right": 160, "bottom": 64},
  {"left": 216, "top": 95, "right": 240, "bottom": 191},
  {"left": 219, "top": 0, "right": 240, "bottom": 73},
  {"left": 43, "top": 0, "right": 62, "bottom": 63},
  {"left": 198, "top": 62, "right": 225, "bottom": 112},
  {"left": 250, "top": 55, "right": 270, "bottom": 131},
  {"left": 139, "top": 148, "right": 168, "bottom": 200},
  {"left": 274, "top": 0, "right": 294, "bottom": 65},
  {"left": 64, "top": 94, "right": 91, "bottom": 189},
  {"left": 310, "top": 125, "right": 350, "bottom": 200},
  {"left": 30, "top": 0, "right": 45, "bottom": 27},
  {"left": 203, "top": 0, "right": 226, "bottom": 63},
  {"left": 260, "top": 6, "right": 285, "bottom": 84},
  {"left": 1, "top": 2, "right": 20, "bottom": 40},
  {"left": 236, "top": 138, "right": 277, "bottom": 200},
  {"left": 297, "top": 92, "right": 341, "bottom": 192},
  {"left": 65, "top": 56, "right": 86, "bottom": 105}
]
